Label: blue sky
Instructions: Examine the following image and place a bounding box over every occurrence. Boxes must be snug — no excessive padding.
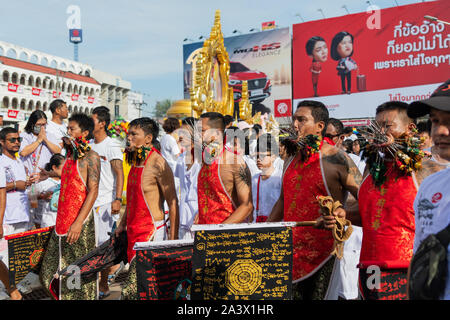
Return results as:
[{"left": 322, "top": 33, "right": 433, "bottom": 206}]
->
[{"left": 0, "top": 0, "right": 429, "bottom": 116}]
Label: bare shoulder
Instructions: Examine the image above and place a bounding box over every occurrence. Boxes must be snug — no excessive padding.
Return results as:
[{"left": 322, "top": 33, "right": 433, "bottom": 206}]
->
[
  {"left": 79, "top": 149, "right": 100, "bottom": 169},
  {"left": 416, "top": 159, "right": 446, "bottom": 185},
  {"left": 321, "top": 144, "right": 351, "bottom": 168}
]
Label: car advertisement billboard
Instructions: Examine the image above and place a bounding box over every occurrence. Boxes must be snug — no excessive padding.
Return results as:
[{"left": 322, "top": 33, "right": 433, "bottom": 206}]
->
[
  {"left": 292, "top": 1, "right": 450, "bottom": 120},
  {"left": 183, "top": 27, "right": 292, "bottom": 119}
]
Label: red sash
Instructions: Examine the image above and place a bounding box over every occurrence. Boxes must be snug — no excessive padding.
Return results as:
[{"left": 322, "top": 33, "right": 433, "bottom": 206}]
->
[
  {"left": 126, "top": 148, "right": 159, "bottom": 262},
  {"left": 197, "top": 149, "right": 235, "bottom": 224},
  {"left": 358, "top": 163, "right": 416, "bottom": 266},
  {"left": 55, "top": 159, "right": 87, "bottom": 236},
  {"left": 283, "top": 151, "right": 334, "bottom": 281}
]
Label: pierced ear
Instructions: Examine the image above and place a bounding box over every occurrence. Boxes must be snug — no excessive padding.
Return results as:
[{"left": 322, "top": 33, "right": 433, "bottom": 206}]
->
[{"left": 408, "top": 122, "right": 417, "bottom": 135}]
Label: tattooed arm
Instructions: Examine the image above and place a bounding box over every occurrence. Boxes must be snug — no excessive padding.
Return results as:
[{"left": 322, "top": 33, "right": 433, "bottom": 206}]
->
[
  {"left": 154, "top": 156, "right": 179, "bottom": 240},
  {"left": 110, "top": 159, "right": 124, "bottom": 215},
  {"left": 222, "top": 161, "right": 253, "bottom": 224},
  {"left": 322, "top": 149, "right": 363, "bottom": 227},
  {"left": 67, "top": 150, "right": 100, "bottom": 244},
  {"left": 415, "top": 159, "right": 446, "bottom": 186}
]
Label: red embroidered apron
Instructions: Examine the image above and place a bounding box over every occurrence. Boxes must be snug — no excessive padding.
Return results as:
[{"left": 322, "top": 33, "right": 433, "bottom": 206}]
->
[
  {"left": 126, "top": 148, "right": 159, "bottom": 263},
  {"left": 358, "top": 163, "right": 416, "bottom": 268},
  {"left": 55, "top": 159, "right": 87, "bottom": 236},
  {"left": 283, "top": 150, "right": 334, "bottom": 282},
  {"left": 197, "top": 149, "right": 235, "bottom": 224}
]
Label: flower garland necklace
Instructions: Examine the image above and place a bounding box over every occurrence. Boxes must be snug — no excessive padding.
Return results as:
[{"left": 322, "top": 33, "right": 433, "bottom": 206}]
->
[
  {"left": 64, "top": 136, "right": 91, "bottom": 160},
  {"left": 279, "top": 127, "right": 323, "bottom": 163},
  {"left": 125, "top": 145, "right": 152, "bottom": 166}
]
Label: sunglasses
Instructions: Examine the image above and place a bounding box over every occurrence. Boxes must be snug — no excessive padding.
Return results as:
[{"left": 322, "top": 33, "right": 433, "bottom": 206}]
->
[
  {"left": 324, "top": 133, "right": 340, "bottom": 139},
  {"left": 7, "top": 137, "right": 22, "bottom": 143}
]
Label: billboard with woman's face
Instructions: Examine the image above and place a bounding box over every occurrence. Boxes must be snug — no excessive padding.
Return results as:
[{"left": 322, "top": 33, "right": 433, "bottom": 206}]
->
[{"left": 292, "top": 1, "right": 450, "bottom": 120}]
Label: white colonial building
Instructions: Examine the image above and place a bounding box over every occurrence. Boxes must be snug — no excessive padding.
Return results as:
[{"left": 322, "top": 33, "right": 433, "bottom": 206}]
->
[{"left": 0, "top": 40, "right": 142, "bottom": 127}]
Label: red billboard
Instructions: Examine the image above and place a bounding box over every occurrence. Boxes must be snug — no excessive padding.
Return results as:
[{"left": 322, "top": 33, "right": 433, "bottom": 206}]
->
[{"left": 292, "top": 1, "right": 450, "bottom": 119}]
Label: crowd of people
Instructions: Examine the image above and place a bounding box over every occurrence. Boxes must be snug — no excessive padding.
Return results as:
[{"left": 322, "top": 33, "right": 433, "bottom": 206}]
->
[{"left": 0, "top": 79, "right": 448, "bottom": 301}]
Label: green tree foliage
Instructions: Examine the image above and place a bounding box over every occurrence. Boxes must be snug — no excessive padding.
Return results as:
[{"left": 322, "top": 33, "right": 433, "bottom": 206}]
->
[{"left": 153, "top": 99, "right": 173, "bottom": 118}]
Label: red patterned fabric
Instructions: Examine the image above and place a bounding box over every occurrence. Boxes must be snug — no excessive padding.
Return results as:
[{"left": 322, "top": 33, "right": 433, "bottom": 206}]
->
[
  {"left": 197, "top": 150, "right": 235, "bottom": 225},
  {"left": 358, "top": 162, "right": 416, "bottom": 266},
  {"left": 283, "top": 151, "right": 334, "bottom": 282},
  {"left": 126, "top": 148, "right": 158, "bottom": 263},
  {"left": 55, "top": 159, "right": 87, "bottom": 236}
]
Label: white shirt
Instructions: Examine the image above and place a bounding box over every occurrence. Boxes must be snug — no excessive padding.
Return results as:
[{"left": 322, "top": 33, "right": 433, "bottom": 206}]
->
[
  {"left": 36, "top": 178, "right": 60, "bottom": 228},
  {"left": 0, "top": 168, "right": 5, "bottom": 188},
  {"left": 348, "top": 152, "right": 366, "bottom": 175},
  {"left": 0, "top": 155, "right": 30, "bottom": 224},
  {"left": 174, "top": 152, "right": 201, "bottom": 229},
  {"left": 413, "top": 167, "right": 450, "bottom": 300},
  {"left": 160, "top": 133, "right": 180, "bottom": 173},
  {"left": 19, "top": 131, "right": 60, "bottom": 176},
  {"left": 91, "top": 136, "right": 123, "bottom": 207},
  {"left": 251, "top": 164, "right": 282, "bottom": 222},
  {"left": 46, "top": 120, "right": 67, "bottom": 143},
  {"left": 243, "top": 155, "right": 261, "bottom": 177}
]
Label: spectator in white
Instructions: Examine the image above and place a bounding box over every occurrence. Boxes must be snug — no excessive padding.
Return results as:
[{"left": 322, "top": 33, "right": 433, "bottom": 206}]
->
[
  {"left": 19, "top": 110, "right": 62, "bottom": 176},
  {"left": 174, "top": 117, "right": 201, "bottom": 240},
  {"left": 0, "top": 168, "right": 22, "bottom": 300},
  {"left": 19, "top": 111, "right": 61, "bottom": 227},
  {"left": 252, "top": 134, "right": 282, "bottom": 223},
  {"left": 39, "top": 154, "right": 64, "bottom": 228},
  {"left": 0, "top": 127, "right": 37, "bottom": 267},
  {"left": 46, "top": 99, "right": 68, "bottom": 144},
  {"left": 160, "top": 117, "right": 181, "bottom": 174},
  {"left": 407, "top": 79, "right": 450, "bottom": 300},
  {"left": 91, "top": 106, "right": 124, "bottom": 298},
  {"left": 347, "top": 139, "right": 366, "bottom": 175}
]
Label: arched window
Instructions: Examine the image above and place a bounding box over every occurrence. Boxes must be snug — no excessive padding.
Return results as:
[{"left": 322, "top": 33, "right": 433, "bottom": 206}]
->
[
  {"left": 60, "top": 62, "right": 67, "bottom": 70},
  {"left": 28, "top": 75, "right": 34, "bottom": 87},
  {"left": 6, "top": 48, "right": 17, "bottom": 59},
  {"left": 50, "top": 60, "right": 58, "bottom": 69},
  {"left": 68, "top": 83, "right": 73, "bottom": 93},
  {"left": 90, "top": 88, "right": 94, "bottom": 96},
  {"left": 2, "top": 71, "right": 10, "bottom": 82},
  {"left": 20, "top": 99, "right": 26, "bottom": 110},
  {"left": 62, "top": 82, "right": 66, "bottom": 92},
  {"left": 49, "top": 80, "right": 55, "bottom": 90},
  {"left": 74, "top": 106, "right": 78, "bottom": 113},
  {"left": 84, "top": 87, "right": 89, "bottom": 96},
  {"left": 43, "top": 102, "right": 48, "bottom": 111},
  {"left": 68, "top": 105, "right": 73, "bottom": 113},
  {"left": 79, "top": 86, "right": 83, "bottom": 95},
  {"left": 74, "top": 85, "right": 78, "bottom": 94},
  {"left": 27, "top": 100, "right": 34, "bottom": 111},
  {"left": 11, "top": 98, "right": 18, "bottom": 109},
  {"left": 41, "top": 57, "right": 49, "bottom": 67},
  {"left": 2, "top": 97, "right": 10, "bottom": 108},
  {"left": 84, "top": 107, "right": 89, "bottom": 114},
  {"left": 19, "top": 74, "right": 26, "bottom": 85},
  {"left": 0, "top": 46, "right": 4, "bottom": 56},
  {"left": 30, "top": 55, "right": 39, "bottom": 64},
  {"left": 84, "top": 69, "right": 91, "bottom": 77},
  {"left": 36, "top": 101, "right": 41, "bottom": 110},
  {"left": 11, "top": 73, "right": 18, "bottom": 84},
  {"left": 35, "top": 77, "right": 41, "bottom": 88},
  {"left": 19, "top": 52, "right": 29, "bottom": 62}
]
